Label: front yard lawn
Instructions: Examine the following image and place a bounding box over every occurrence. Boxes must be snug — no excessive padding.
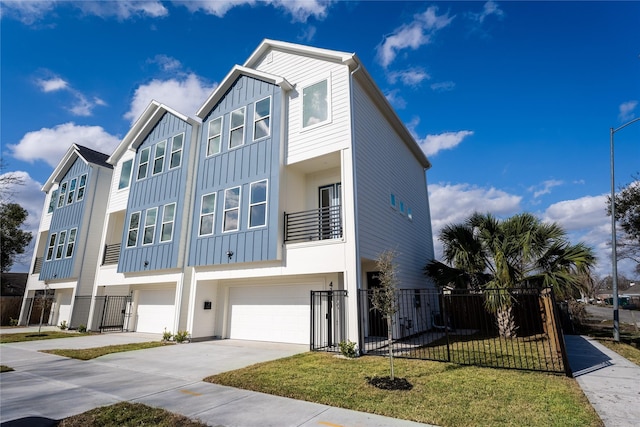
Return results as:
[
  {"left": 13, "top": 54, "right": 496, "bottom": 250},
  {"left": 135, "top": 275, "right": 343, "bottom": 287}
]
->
[
  {"left": 205, "top": 352, "right": 601, "bottom": 427},
  {"left": 58, "top": 402, "right": 207, "bottom": 427},
  {"left": 41, "top": 342, "right": 168, "bottom": 360},
  {"left": 0, "top": 331, "right": 87, "bottom": 344}
]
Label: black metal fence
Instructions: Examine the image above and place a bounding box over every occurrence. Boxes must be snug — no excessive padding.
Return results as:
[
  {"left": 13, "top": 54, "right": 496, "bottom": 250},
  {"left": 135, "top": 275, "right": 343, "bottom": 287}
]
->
[
  {"left": 92, "top": 295, "right": 132, "bottom": 332},
  {"left": 310, "top": 290, "right": 348, "bottom": 352},
  {"left": 357, "top": 287, "right": 569, "bottom": 375},
  {"left": 284, "top": 205, "right": 342, "bottom": 243}
]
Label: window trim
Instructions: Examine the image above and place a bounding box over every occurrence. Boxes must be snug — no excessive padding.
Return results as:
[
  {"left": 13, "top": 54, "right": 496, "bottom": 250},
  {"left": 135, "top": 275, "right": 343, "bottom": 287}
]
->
[
  {"left": 57, "top": 182, "right": 67, "bottom": 208},
  {"left": 248, "top": 179, "right": 268, "bottom": 229},
  {"left": 223, "top": 186, "right": 241, "bottom": 233},
  {"left": 253, "top": 96, "right": 271, "bottom": 141},
  {"left": 55, "top": 230, "right": 67, "bottom": 260},
  {"left": 301, "top": 77, "right": 331, "bottom": 130},
  {"left": 198, "top": 193, "right": 216, "bottom": 237},
  {"left": 207, "top": 117, "right": 223, "bottom": 157},
  {"left": 142, "top": 207, "right": 158, "bottom": 246},
  {"left": 65, "top": 228, "right": 77, "bottom": 258},
  {"left": 228, "top": 107, "right": 246, "bottom": 150},
  {"left": 67, "top": 178, "right": 77, "bottom": 205},
  {"left": 137, "top": 147, "right": 151, "bottom": 180},
  {"left": 46, "top": 233, "right": 57, "bottom": 261},
  {"left": 160, "top": 203, "right": 176, "bottom": 243},
  {"left": 169, "top": 133, "right": 184, "bottom": 170},
  {"left": 76, "top": 174, "right": 87, "bottom": 202},
  {"left": 118, "top": 159, "right": 133, "bottom": 190},
  {"left": 126, "top": 211, "right": 141, "bottom": 248},
  {"left": 152, "top": 140, "right": 167, "bottom": 176}
]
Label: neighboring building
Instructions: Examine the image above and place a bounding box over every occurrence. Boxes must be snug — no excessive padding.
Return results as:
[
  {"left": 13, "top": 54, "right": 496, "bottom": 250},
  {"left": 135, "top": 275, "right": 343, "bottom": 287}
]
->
[
  {"left": 22, "top": 40, "right": 436, "bottom": 347},
  {"left": 19, "top": 144, "right": 113, "bottom": 328}
]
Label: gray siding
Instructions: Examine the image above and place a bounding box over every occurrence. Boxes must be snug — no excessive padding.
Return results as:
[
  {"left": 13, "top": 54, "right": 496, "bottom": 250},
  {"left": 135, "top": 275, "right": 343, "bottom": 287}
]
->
[
  {"left": 119, "top": 112, "right": 192, "bottom": 273},
  {"left": 189, "top": 75, "right": 281, "bottom": 266},
  {"left": 40, "top": 159, "right": 91, "bottom": 281}
]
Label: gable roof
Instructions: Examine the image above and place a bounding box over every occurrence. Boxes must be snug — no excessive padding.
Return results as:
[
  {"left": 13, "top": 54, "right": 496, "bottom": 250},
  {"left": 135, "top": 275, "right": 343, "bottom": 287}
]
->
[
  {"left": 196, "top": 65, "right": 293, "bottom": 119},
  {"left": 108, "top": 100, "right": 200, "bottom": 165},
  {"left": 42, "top": 143, "right": 112, "bottom": 192}
]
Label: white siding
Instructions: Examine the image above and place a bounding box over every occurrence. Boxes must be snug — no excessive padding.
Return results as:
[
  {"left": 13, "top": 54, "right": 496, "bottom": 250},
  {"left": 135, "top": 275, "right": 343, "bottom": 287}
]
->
[
  {"left": 253, "top": 49, "right": 352, "bottom": 164},
  {"left": 108, "top": 151, "right": 135, "bottom": 213}
]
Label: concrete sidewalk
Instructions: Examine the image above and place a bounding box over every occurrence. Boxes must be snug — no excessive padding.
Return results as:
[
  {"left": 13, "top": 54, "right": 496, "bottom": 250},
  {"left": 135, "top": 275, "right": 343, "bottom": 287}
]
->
[
  {"left": 0, "top": 332, "right": 433, "bottom": 427},
  {"left": 564, "top": 335, "right": 640, "bottom": 427}
]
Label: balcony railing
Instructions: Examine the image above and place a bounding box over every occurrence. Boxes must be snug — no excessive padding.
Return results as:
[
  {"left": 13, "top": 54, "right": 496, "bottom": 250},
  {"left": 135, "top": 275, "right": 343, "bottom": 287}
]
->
[
  {"left": 284, "top": 205, "right": 342, "bottom": 243},
  {"left": 33, "top": 257, "right": 43, "bottom": 274},
  {"left": 102, "top": 243, "right": 121, "bottom": 265}
]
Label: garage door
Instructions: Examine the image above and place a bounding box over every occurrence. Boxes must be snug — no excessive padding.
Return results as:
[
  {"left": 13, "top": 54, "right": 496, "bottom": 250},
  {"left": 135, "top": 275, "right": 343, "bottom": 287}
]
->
[
  {"left": 136, "top": 289, "right": 175, "bottom": 333},
  {"left": 228, "top": 284, "right": 316, "bottom": 344}
]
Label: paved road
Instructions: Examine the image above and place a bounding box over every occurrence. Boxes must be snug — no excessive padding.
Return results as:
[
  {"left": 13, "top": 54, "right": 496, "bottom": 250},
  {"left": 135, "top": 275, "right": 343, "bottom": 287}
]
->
[{"left": 585, "top": 305, "right": 640, "bottom": 326}]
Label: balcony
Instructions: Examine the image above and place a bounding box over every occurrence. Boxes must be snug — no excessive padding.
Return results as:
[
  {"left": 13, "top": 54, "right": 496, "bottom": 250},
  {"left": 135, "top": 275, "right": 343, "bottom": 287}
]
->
[
  {"left": 102, "top": 243, "right": 121, "bottom": 265},
  {"left": 33, "top": 257, "right": 43, "bottom": 274},
  {"left": 284, "top": 205, "right": 342, "bottom": 243}
]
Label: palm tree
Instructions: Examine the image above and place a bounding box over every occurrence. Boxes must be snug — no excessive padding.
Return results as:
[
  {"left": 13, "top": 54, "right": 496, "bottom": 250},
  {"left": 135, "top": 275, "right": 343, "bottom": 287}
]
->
[{"left": 426, "top": 212, "right": 596, "bottom": 337}]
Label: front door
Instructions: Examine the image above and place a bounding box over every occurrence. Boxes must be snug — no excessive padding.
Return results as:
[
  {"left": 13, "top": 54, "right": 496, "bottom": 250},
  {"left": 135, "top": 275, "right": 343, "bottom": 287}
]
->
[{"left": 319, "top": 183, "right": 341, "bottom": 240}]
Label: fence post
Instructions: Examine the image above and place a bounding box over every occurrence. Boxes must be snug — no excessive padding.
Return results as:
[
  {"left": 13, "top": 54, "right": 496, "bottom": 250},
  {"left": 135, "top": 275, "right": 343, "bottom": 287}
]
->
[
  {"left": 442, "top": 288, "right": 451, "bottom": 362},
  {"left": 546, "top": 288, "right": 573, "bottom": 377}
]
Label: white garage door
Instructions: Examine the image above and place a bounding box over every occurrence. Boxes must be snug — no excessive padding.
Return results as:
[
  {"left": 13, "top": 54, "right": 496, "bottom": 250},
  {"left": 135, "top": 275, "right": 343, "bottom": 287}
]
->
[
  {"left": 136, "top": 289, "right": 175, "bottom": 333},
  {"left": 228, "top": 284, "right": 316, "bottom": 344}
]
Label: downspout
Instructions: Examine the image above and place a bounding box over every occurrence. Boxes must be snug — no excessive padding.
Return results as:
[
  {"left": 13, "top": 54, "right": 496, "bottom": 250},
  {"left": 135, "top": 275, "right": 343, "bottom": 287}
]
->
[{"left": 349, "top": 62, "right": 362, "bottom": 349}]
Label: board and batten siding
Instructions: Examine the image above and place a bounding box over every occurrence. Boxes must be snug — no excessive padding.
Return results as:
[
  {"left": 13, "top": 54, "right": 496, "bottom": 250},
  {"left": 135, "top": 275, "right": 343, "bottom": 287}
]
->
[
  {"left": 40, "top": 159, "right": 93, "bottom": 281},
  {"left": 119, "top": 112, "right": 192, "bottom": 273},
  {"left": 252, "top": 49, "right": 352, "bottom": 164},
  {"left": 189, "top": 75, "right": 281, "bottom": 266},
  {"left": 352, "top": 79, "right": 435, "bottom": 288}
]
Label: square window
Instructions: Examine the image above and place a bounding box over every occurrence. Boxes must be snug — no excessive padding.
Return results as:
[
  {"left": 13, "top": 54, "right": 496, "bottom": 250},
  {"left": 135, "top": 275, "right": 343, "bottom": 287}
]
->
[{"left": 302, "top": 79, "right": 329, "bottom": 128}]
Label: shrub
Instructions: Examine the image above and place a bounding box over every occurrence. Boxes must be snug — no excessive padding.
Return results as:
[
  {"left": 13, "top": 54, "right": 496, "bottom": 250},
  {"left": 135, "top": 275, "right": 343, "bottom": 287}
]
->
[
  {"left": 162, "top": 328, "right": 173, "bottom": 342},
  {"left": 174, "top": 330, "right": 190, "bottom": 343},
  {"left": 59, "top": 320, "right": 68, "bottom": 330},
  {"left": 9, "top": 317, "right": 18, "bottom": 327},
  {"left": 77, "top": 324, "right": 87, "bottom": 333},
  {"left": 339, "top": 340, "right": 358, "bottom": 358}
]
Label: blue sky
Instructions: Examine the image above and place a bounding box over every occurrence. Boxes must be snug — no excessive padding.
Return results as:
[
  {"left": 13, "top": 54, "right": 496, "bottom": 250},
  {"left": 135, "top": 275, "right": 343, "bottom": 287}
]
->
[{"left": 1, "top": 0, "right": 639, "bottom": 278}]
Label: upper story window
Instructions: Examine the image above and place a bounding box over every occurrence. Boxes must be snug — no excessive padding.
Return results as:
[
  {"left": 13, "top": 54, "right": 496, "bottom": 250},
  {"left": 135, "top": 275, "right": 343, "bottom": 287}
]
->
[
  {"left": 223, "top": 186, "right": 241, "bottom": 232},
  {"left": 57, "top": 182, "right": 67, "bottom": 208},
  {"left": 119, "top": 160, "right": 133, "bottom": 190},
  {"left": 46, "top": 233, "right": 57, "bottom": 261},
  {"left": 153, "top": 140, "right": 166, "bottom": 175},
  {"left": 249, "top": 180, "right": 268, "bottom": 228},
  {"left": 127, "top": 212, "right": 140, "bottom": 247},
  {"left": 137, "top": 147, "right": 150, "bottom": 180},
  {"left": 65, "top": 228, "right": 77, "bottom": 258},
  {"left": 142, "top": 207, "right": 158, "bottom": 245},
  {"left": 67, "top": 178, "right": 77, "bottom": 205},
  {"left": 253, "top": 97, "right": 271, "bottom": 140},
  {"left": 48, "top": 190, "right": 58, "bottom": 214},
  {"left": 390, "top": 193, "right": 397, "bottom": 209},
  {"left": 160, "top": 203, "right": 176, "bottom": 243},
  {"left": 169, "top": 134, "right": 183, "bottom": 169},
  {"left": 302, "top": 79, "right": 329, "bottom": 128},
  {"left": 407, "top": 208, "right": 413, "bottom": 221},
  {"left": 55, "top": 230, "right": 67, "bottom": 260},
  {"left": 76, "top": 174, "right": 87, "bottom": 202},
  {"left": 199, "top": 193, "right": 216, "bottom": 236},
  {"left": 229, "top": 107, "right": 245, "bottom": 149},
  {"left": 207, "top": 117, "right": 223, "bottom": 157}
]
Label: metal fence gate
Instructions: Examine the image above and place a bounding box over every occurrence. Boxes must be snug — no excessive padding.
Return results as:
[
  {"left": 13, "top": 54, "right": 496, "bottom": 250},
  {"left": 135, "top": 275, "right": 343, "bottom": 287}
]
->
[
  {"left": 93, "top": 295, "right": 132, "bottom": 332},
  {"left": 310, "top": 290, "right": 348, "bottom": 352}
]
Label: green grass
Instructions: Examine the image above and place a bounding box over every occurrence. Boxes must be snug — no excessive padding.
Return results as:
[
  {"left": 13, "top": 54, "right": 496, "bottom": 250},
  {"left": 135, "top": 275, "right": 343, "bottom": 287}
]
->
[
  {"left": 1, "top": 365, "right": 14, "bottom": 373},
  {"left": 205, "top": 352, "right": 601, "bottom": 427},
  {"left": 41, "top": 341, "right": 168, "bottom": 360},
  {"left": 58, "top": 402, "right": 207, "bottom": 427},
  {"left": 0, "top": 331, "right": 87, "bottom": 343},
  {"left": 596, "top": 340, "right": 640, "bottom": 366}
]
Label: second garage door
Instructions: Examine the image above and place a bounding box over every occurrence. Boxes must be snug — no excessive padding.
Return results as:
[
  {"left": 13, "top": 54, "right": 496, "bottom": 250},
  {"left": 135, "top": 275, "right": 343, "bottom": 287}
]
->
[
  {"left": 136, "top": 289, "right": 176, "bottom": 334},
  {"left": 228, "top": 284, "right": 316, "bottom": 344}
]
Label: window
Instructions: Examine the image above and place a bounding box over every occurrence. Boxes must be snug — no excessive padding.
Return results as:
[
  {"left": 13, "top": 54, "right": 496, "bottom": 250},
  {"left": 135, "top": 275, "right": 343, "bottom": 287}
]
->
[
  {"left": 48, "top": 190, "right": 58, "bottom": 213},
  {"left": 76, "top": 174, "right": 87, "bottom": 202},
  {"left": 67, "top": 178, "right": 77, "bottom": 204},
  {"left": 119, "top": 160, "right": 133, "bottom": 189},
  {"left": 55, "top": 230, "right": 67, "bottom": 259},
  {"left": 65, "top": 228, "right": 77, "bottom": 258},
  {"left": 253, "top": 97, "right": 271, "bottom": 140},
  {"left": 127, "top": 212, "right": 141, "bottom": 247},
  {"left": 137, "top": 147, "right": 150, "bottom": 180},
  {"left": 407, "top": 207, "right": 413, "bottom": 221},
  {"left": 160, "top": 203, "right": 176, "bottom": 242},
  {"left": 302, "top": 79, "right": 329, "bottom": 128},
  {"left": 390, "top": 194, "right": 396, "bottom": 209},
  {"left": 223, "top": 187, "right": 241, "bottom": 232},
  {"left": 399, "top": 201, "right": 405, "bottom": 215},
  {"left": 143, "top": 207, "right": 157, "bottom": 245},
  {"left": 207, "top": 117, "right": 223, "bottom": 156},
  {"left": 229, "top": 107, "right": 245, "bottom": 149},
  {"left": 249, "top": 180, "right": 267, "bottom": 228},
  {"left": 153, "top": 140, "right": 166, "bottom": 175},
  {"left": 169, "top": 134, "right": 183, "bottom": 169},
  {"left": 57, "top": 182, "right": 67, "bottom": 208},
  {"left": 46, "top": 233, "right": 57, "bottom": 261},
  {"left": 199, "top": 193, "right": 216, "bottom": 236}
]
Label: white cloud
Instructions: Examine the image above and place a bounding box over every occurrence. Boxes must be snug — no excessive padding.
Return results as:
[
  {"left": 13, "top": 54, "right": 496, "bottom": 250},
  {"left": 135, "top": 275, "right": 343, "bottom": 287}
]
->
[
  {"left": 0, "top": 0, "right": 56, "bottom": 24},
  {"left": 148, "top": 54, "right": 182, "bottom": 71},
  {"left": 174, "top": 0, "right": 333, "bottom": 22},
  {"left": 385, "top": 89, "right": 407, "bottom": 109},
  {"left": 528, "top": 179, "right": 563, "bottom": 198},
  {"left": 417, "top": 130, "right": 474, "bottom": 157},
  {"left": 542, "top": 194, "right": 608, "bottom": 232},
  {"left": 430, "top": 81, "right": 455, "bottom": 92},
  {"left": 377, "top": 6, "right": 454, "bottom": 68},
  {"left": 35, "top": 72, "right": 106, "bottom": 116},
  {"left": 7, "top": 123, "right": 121, "bottom": 167},
  {"left": 619, "top": 100, "right": 638, "bottom": 122},
  {"left": 37, "top": 77, "right": 69, "bottom": 92},
  {"left": 388, "top": 68, "right": 430, "bottom": 86},
  {"left": 76, "top": 1, "right": 168, "bottom": 19},
  {"left": 469, "top": 0, "right": 504, "bottom": 23},
  {"left": 124, "top": 73, "right": 217, "bottom": 123}
]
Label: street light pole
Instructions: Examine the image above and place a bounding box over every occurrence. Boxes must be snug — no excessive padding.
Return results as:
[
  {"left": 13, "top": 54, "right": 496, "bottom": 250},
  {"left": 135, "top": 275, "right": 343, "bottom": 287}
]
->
[{"left": 609, "top": 116, "right": 640, "bottom": 342}]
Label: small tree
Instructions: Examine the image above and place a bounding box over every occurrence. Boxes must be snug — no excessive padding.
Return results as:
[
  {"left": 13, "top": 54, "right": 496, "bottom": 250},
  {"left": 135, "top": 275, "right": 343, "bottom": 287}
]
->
[
  {"left": 0, "top": 203, "right": 33, "bottom": 272},
  {"left": 370, "top": 249, "right": 400, "bottom": 380}
]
